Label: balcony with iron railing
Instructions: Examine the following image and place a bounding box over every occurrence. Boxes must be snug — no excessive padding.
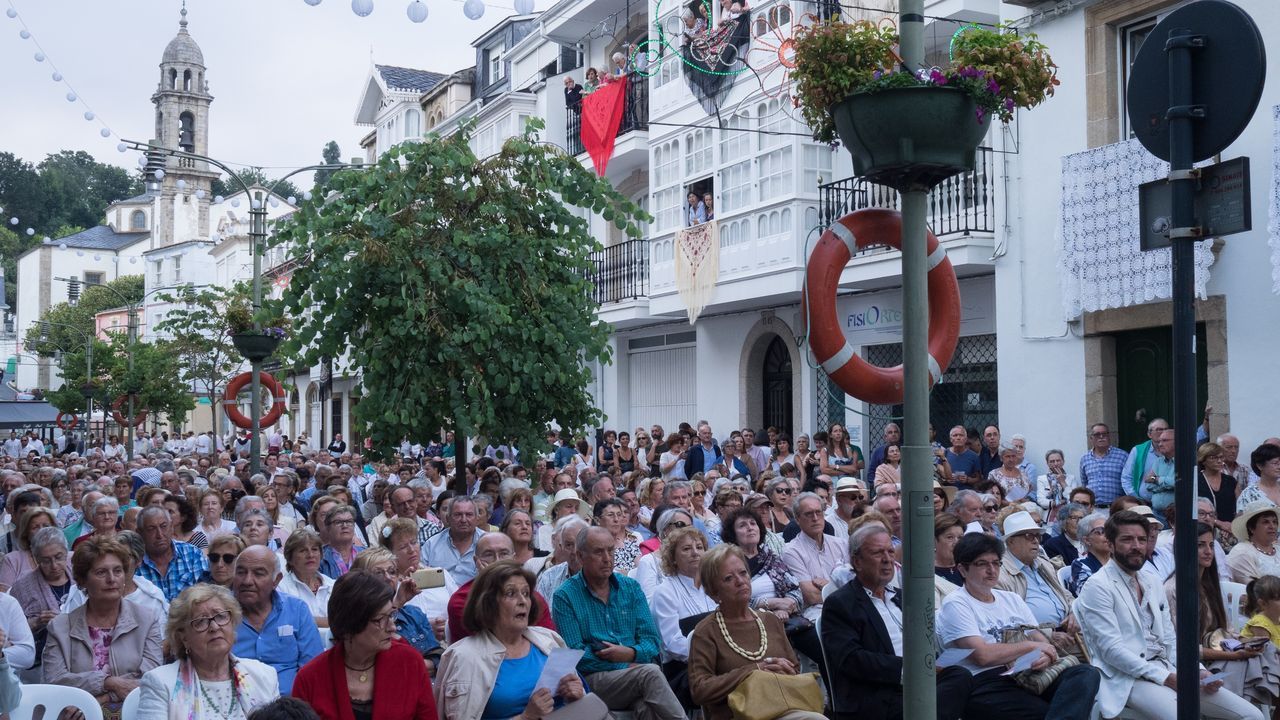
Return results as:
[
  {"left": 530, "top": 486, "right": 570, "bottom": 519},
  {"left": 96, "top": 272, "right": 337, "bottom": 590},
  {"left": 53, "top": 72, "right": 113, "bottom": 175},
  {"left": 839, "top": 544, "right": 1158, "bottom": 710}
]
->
[
  {"left": 818, "top": 146, "right": 996, "bottom": 247},
  {"left": 589, "top": 239, "right": 649, "bottom": 305},
  {"left": 567, "top": 79, "right": 650, "bottom": 157}
]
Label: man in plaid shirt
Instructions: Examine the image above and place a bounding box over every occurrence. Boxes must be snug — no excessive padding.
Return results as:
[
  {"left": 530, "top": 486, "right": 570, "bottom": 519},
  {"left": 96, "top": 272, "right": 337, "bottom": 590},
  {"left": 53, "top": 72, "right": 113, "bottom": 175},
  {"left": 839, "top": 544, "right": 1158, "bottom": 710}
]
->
[
  {"left": 136, "top": 506, "right": 209, "bottom": 601},
  {"left": 1078, "top": 423, "right": 1129, "bottom": 507}
]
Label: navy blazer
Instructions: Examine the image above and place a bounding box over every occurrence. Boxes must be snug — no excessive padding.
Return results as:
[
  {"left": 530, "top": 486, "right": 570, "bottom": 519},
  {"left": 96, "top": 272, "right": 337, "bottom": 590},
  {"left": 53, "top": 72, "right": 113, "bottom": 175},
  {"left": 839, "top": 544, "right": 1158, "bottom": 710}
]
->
[
  {"left": 684, "top": 443, "right": 722, "bottom": 478},
  {"left": 1043, "top": 533, "right": 1080, "bottom": 567}
]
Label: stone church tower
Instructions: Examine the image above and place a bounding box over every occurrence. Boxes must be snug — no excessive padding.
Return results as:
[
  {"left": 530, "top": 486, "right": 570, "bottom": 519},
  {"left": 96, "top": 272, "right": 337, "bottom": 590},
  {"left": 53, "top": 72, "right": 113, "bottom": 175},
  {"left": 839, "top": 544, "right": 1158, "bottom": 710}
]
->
[{"left": 149, "top": 6, "right": 218, "bottom": 246}]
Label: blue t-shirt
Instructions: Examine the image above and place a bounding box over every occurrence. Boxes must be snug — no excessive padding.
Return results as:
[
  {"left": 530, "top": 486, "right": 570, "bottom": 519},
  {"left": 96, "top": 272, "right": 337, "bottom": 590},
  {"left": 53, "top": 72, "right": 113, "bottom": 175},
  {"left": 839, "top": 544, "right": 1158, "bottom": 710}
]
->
[
  {"left": 945, "top": 449, "right": 981, "bottom": 484},
  {"left": 483, "top": 645, "right": 548, "bottom": 720}
]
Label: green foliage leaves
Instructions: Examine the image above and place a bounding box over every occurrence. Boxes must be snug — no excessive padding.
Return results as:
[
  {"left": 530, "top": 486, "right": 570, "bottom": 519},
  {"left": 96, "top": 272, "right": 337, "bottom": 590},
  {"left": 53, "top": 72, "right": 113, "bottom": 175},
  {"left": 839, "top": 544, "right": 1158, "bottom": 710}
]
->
[
  {"left": 792, "top": 20, "right": 899, "bottom": 144},
  {"left": 951, "top": 25, "right": 1059, "bottom": 122},
  {"left": 270, "top": 124, "right": 648, "bottom": 458},
  {"left": 24, "top": 275, "right": 144, "bottom": 356},
  {"left": 153, "top": 284, "right": 249, "bottom": 427}
]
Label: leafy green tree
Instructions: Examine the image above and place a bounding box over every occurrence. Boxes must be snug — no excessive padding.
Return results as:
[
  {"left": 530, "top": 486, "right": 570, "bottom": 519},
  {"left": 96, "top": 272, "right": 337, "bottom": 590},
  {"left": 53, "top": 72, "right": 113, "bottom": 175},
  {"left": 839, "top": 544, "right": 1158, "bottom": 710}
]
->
[
  {"left": 41, "top": 333, "right": 194, "bottom": 427},
  {"left": 271, "top": 120, "right": 647, "bottom": 483},
  {"left": 24, "top": 274, "right": 145, "bottom": 355},
  {"left": 153, "top": 284, "right": 249, "bottom": 430},
  {"left": 314, "top": 141, "right": 343, "bottom": 191},
  {"left": 211, "top": 168, "right": 301, "bottom": 205},
  {"left": 36, "top": 151, "right": 140, "bottom": 231},
  {"left": 0, "top": 152, "right": 44, "bottom": 229}
]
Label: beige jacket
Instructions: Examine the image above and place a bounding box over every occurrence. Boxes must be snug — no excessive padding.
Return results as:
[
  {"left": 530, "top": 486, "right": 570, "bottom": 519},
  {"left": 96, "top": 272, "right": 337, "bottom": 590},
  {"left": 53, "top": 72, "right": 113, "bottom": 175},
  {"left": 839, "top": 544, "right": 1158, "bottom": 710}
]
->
[
  {"left": 42, "top": 598, "right": 164, "bottom": 695},
  {"left": 997, "top": 551, "right": 1074, "bottom": 621},
  {"left": 435, "top": 625, "right": 566, "bottom": 720}
]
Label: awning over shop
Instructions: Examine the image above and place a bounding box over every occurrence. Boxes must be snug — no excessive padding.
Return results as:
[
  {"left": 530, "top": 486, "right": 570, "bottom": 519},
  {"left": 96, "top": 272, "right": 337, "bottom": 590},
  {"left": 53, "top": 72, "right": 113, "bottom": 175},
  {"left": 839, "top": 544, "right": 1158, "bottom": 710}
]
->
[{"left": 0, "top": 401, "right": 60, "bottom": 429}]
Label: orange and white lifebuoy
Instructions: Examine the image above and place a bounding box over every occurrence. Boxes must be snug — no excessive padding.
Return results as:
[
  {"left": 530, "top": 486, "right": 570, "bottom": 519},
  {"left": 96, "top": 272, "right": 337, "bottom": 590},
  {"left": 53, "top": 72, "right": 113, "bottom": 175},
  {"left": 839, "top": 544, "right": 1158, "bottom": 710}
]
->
[
  {"left": 55, "top": 412, "right": 78, "bottom": 431},
  {"left": 801, "top": 208, "right": 962, "bottom": 405},
  {"left": 110, "top": 395, "right": 148, "bottom": 427},
  {"left": 223, "top": 371, "right": 286, "bottom": 430}
]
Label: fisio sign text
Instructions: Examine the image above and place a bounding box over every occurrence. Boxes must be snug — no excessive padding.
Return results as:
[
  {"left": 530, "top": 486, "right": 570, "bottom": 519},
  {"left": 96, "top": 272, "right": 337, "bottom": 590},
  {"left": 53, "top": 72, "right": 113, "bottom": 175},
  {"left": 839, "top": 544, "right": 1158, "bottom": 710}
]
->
[{"left": 846, "top": 305, "right": 903, "bottom": 329}]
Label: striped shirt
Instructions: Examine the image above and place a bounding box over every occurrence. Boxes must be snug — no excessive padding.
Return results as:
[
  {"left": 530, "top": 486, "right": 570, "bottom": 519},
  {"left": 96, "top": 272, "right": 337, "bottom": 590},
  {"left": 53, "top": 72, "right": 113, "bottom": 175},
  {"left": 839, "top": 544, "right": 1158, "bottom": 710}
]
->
[{"left": 136, "top": 540, "right": 209, "bottom": 602}]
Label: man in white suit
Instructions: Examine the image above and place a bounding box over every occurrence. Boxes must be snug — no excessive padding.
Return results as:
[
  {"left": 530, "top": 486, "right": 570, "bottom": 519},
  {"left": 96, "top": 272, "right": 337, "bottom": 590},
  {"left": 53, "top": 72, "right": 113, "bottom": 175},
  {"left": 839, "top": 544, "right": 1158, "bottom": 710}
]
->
[{"left": 1074, "top": 510, "right": 1262, "bottom": 719}]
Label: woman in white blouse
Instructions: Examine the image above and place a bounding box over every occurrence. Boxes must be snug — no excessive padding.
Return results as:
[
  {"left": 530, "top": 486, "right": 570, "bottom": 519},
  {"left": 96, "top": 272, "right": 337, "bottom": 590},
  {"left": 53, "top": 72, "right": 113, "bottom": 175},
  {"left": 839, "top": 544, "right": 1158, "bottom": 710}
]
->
[
  {"left": 276, "top": 528, "right": 334, "bottom": 628},
  {"left": 651, "top": 526, "right": 716, "bottom": 710},
  {"left": 1228, "top": 502, "right": 1280, "bottom": 585}
]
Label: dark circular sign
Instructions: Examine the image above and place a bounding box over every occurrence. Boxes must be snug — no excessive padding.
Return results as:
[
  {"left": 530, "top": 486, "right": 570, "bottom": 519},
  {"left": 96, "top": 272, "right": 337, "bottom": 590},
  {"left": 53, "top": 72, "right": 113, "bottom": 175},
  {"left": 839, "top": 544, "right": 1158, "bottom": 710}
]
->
[{"left": 1126, "top": 0, "right": 1265, "bottom": 163}]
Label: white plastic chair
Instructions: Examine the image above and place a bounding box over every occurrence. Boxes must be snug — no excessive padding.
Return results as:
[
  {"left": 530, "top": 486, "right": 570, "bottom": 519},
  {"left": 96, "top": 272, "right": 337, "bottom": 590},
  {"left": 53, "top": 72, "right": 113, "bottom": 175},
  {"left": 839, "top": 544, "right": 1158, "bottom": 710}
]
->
[
  {"left": 821, "top": 581, "right": 837, "bottom": 602},
  {"left": 1222, "top": 580, "right": 1247, "bottom": 632},
  {"left": 1057, "top": 564, "right": 1073, "bottom": 592},
  {"left": 121, "top": 686, "right": 140, "bottom": 719},
  {"left": 10, "top": 684, "right": 103, "bottom": 720}
]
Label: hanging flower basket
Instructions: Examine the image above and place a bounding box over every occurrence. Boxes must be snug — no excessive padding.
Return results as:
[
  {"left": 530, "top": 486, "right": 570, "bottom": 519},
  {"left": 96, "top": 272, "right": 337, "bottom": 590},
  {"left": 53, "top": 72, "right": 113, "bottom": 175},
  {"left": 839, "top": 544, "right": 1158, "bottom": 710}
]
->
[
  {"left": 831, "top": 85, "right": 990, "bottom": 192},
  {"left": 231, "top": 333, "right": 281, "bottom": 364}
]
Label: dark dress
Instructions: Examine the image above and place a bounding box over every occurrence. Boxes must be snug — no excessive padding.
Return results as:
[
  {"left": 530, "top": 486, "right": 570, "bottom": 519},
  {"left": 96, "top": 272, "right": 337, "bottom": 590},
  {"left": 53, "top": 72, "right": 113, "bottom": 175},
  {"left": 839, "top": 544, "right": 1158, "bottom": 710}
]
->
[{"left": 1197, "top": 471, "right": 1239, "bottom": 522}]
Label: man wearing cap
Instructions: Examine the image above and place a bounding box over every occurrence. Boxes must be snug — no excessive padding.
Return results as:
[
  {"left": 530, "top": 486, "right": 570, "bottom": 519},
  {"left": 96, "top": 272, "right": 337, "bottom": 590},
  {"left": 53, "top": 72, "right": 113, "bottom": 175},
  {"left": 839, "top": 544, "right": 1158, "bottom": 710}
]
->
[
  {"left": 996, "top": 510, "right": 1079, "bottom": 648},
  {"left": 828, "top": 478, "right": 867, "bottom": 541},
  {"left": 1075, "top": 510, "right": 1263, "bottom": 720}
]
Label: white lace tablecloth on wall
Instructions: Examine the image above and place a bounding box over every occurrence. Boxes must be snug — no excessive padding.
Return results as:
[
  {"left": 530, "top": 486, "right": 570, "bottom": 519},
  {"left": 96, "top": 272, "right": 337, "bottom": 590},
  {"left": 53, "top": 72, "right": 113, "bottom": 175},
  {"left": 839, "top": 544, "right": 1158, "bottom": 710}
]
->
[
  {"left": 1058, "top": 138, "right": 1216, "bottom": 319},
  {"left": 1269, "top": 105, "right": 1280, "bottom": 294}
]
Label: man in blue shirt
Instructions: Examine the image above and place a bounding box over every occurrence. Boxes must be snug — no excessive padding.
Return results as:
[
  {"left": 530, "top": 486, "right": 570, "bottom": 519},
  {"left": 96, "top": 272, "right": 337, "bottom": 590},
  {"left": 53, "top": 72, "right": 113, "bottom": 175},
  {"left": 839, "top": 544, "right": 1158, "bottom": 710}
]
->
[
  {"left": 1078, "top": 422, "right": 1129, "bottom": 506},
  {"left": 421, "top": 495, "right": 485, "bottom": 584},
  {"left": 135, "top": 507, "right": 209, "bottom": 602},
  {"left": 943, "top": 425, "right": 981, "bottom": 488},
  {"left": 553, "top": 527, "right": 685, "bottom": 720},
  {"left": 232, "top": 546, "right": 324, "bottom": 694}
]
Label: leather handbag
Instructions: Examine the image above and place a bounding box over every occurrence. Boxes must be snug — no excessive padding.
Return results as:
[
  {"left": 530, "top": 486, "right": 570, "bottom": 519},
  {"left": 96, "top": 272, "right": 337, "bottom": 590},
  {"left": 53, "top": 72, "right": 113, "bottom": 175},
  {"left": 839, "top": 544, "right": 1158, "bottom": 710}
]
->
[
  {"left": 1000, "top": 624, "right": 1082, "bottom": 694},
  {"left": 727, "top": 670, "right": 824, "bottom": 720}
]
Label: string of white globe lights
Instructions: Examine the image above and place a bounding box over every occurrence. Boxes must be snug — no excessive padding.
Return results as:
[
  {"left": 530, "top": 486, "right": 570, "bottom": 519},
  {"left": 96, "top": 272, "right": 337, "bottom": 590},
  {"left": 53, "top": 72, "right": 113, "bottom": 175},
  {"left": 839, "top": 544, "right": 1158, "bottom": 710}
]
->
[
  {"left": 318, "top": 0, "right": 535, "bottom": 23},
  {"left": 4, "top": 0, "right": 545, "bottom": 254}
]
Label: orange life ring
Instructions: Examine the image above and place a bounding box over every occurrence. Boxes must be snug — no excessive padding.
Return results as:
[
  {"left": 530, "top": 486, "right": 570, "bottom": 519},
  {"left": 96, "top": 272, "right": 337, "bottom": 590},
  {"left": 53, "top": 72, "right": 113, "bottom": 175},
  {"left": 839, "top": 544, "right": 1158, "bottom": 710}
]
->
[
  {"left": 801, "top": 208, "right": 962, "bottom": 405},
  {"left": 223, "top": 371, "right": 286, "bottom": 430},
  {"left": 56, "top": 412, "right": 78, "bottom": 431},
  {"left": 110, "top": 395, "right": 148, "bottom": 427}
]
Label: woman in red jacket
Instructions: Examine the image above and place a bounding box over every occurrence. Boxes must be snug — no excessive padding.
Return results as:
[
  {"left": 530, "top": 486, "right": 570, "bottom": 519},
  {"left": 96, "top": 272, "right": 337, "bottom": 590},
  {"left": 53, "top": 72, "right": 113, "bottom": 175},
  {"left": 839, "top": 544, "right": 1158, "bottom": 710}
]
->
[{"left": 293, "top": 570, "right": 437, "bottom": 720}]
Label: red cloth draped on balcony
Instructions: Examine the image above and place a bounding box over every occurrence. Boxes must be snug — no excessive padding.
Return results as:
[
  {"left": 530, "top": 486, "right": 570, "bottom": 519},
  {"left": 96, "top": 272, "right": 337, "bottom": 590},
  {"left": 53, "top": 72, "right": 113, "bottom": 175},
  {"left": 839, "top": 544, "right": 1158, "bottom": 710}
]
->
[{"left": 580, "top": 74, "right": 628, "bottom": 176}]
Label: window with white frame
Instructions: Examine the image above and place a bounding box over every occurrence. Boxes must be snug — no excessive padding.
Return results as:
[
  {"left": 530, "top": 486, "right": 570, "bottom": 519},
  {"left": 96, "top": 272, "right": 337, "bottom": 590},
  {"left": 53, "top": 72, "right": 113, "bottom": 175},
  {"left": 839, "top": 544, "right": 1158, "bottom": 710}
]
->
[
  {"left": 801, "top": 144, "right": 833, "bottom": 192},
  {"left": 719, "top": 159, "right": 752, "bottom": 212},
  {"left": 404, "top": 109, "right": 421, "bottom": 139},
  {"left": 489, "top": 45, "right": 506, "bottom": 84},
  {"left": 720, "top": 114, "right": 751, "bottom": 164},
  {"left": 756, "top": 99, "right": 787, "bottom": 150},
  {"left": 653, "top": 187, "right": 682, "bottom": 231},
  {"left": 654, "top": 53, "right": 682, "bottom": 88},
  {"left": 151, "top": 259, "right": 163, "bottom": 286},
  {"left": 653, "top": 140, "right": 680, "bottom": 188},
  {"left": 171, "top": 255, "right": 183, "bottom": 284},
  {"left": 758, "top": 146, "right": 793, "bottom": 201},
  {"left": 84, "top": 271, "right": 105, "bottom": 286},
  {"left": 685, "top": 129, "right": 713, "bottom": 176},
  {"left": 1119, "top": 17, "right": 1156, "bottom": 139}
]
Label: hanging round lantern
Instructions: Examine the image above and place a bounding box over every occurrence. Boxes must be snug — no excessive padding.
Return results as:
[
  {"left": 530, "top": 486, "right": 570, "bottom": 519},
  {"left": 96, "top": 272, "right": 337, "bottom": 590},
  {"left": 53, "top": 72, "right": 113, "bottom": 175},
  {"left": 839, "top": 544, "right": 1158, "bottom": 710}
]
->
[
  {"left": 463, "top": 0, "right": 485, "bottom": 19},
  {"left": 214, "top": 195, "right": 224, "bottom": 203},
  {"left": 65, "top": 92, "right": 77, "bottom": 102},
  {"left": 196, "top": 189, "right": 206, "bottom": 199},
  {"left": 137, "top": 156, "right": 147, "bottom": 168},
  {"left": 100, "top": 128, "right": 111, "bottom": 137},
  {"left": 33, "top": 52, "right": 44, "bottom": 62},
  {"left": 7, "top": 217, "right": 16, "bottom": 225},
  {"left": 352, "top": 0, "right": 374, "bottom": 16},
  {"left": 304, "top": 0, "right": 323, "bottom": 4},
  {"left": 303, "top": 191, "right": 313, "bottom": 201},
  {"left": 407, "top": 0, "right": 428, "bottom": 22},
  {"left": 25, "top": 228, "right": 34, "bottom": 236},
  {"left": 83, "top": 111, "right": 94, "bottom": 121},
  {"left": 177, "top": 179, "right": 187, "bottom": 190},
  {"left": 6, "top": 8, "right": 17, "bottom": 18},
  {"left": 269, "top": 197, "right": 279, "bottom": 207},
  {"left": 19, "top": 29, "right": 30, "bottom": 39},
  {"left": 287, "top": 196, "right": 297, "bottom": 205},
  {"left": 154, "top": 169, "right": 166, "bottom": 180},
  {"left": 117, "top": 143, "right": 127, "bottom": 152},
  {"left": 51, "top": 71, "right": 62, "bottom": 82},
  {"left": 231, "top": 198, "right": 240, "bottom": 208}
]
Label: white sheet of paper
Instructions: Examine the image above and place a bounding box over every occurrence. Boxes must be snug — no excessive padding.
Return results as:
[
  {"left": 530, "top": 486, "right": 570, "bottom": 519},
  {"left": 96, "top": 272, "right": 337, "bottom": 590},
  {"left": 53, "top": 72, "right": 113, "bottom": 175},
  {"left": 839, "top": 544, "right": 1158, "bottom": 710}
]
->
[
  {"left": 935, "top": 648, "right": 974, "bottom": 668},
  {"left": 535, "top": 648, "right": 585, "bottom": 694},
  {"left": 1002, "top": 649, "right": 1041, "bottom": 675},
  {"left": 1201, "top": 671, "right": 1229, "bottom": 686},
  {"left": 1005, "top": 484, "right": 1029, "bottom": 502}
]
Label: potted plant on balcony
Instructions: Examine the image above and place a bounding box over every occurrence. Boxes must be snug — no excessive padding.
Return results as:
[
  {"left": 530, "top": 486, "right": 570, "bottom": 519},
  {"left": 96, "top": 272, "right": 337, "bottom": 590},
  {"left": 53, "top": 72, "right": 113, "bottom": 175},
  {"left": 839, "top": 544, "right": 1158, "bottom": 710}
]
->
[
  {"left": 225, "top": 293, "right": 289, "bottom": 364},
  {"left": 792, "top": 20, "right": 1058, "bottom": 190}
]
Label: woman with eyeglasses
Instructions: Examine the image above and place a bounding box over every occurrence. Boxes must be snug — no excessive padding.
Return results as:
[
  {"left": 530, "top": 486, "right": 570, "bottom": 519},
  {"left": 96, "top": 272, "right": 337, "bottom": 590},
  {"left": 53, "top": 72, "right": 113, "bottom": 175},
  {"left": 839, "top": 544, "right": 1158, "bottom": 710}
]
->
[
  {"left": 631, "top": 507, "right": 694, "bottom": 601},
  {"left": 689, "top": 478, "right": 716, "bottom": 526},
  {"left": 593, "top": 498, "right": 641, "bottom": 574},
  {"left": 294, "top": 570, "right": 439, "bottom": 720},
  {"left": 1196, "top": 442, "right": 1239, "bottom": 529},
  {"left": 11, "top": 527, "right": 71, "bottom": 680},
  {"left": 319, "top": 504, "right": 363, "bottom": 578},
  {"left": 652, "top": 527, "right": 716, "bottom": 710},
  {"left": 761, "top": 476, "right": 794, "bottom": 533},
  {"left": 45, "top": 536, "right": 163, "bottom": 715},
  {"left": 1067, "top": 512, "right": 1111, "bottom": 596},
  {"left": 139, "top": 583, "right": 279, "bottom": 719},
  {"left": 1043, "top": 502, "right": 1086, "bottom": 567},
  {"left": 204, "top": 534, "right": 247, "bottom": 590},
  {"left": 435, "top": 561, "right": 584, "bottom": 720},
  {"left": 938, "top": 533, "right": 1100, "bottom": 719},
  {"left": 351, "top": 548, "right": 443, "bottom": 666}
]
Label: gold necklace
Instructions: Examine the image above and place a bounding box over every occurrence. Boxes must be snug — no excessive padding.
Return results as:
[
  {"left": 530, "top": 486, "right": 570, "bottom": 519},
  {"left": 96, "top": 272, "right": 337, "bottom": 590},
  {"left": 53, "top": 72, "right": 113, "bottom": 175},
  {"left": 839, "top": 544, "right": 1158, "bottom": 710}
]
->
[
  {"left": 345, "top": 658, "right": 376, "bottom": 683},
  {"left": 716, "top": 610, "right": 768, "bottom": 661}
]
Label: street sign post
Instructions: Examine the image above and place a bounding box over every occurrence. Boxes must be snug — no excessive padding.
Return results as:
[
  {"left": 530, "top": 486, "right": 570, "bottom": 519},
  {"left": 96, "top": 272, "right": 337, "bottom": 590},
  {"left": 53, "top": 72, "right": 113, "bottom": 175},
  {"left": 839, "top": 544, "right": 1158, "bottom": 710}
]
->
[
  {"left": 1127, "top": 3, "right": 1265, "bottom": 718},
  {"left": 1138, "top": 156, "right": 1252, "bottom": 250}
]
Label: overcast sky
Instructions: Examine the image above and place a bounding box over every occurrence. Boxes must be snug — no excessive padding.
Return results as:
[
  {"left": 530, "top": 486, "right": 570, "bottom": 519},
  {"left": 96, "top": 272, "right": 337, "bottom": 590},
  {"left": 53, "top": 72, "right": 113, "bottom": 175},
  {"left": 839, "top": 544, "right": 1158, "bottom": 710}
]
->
[{"left": 0, "top": 0, "right": 523, "bottom": 177}]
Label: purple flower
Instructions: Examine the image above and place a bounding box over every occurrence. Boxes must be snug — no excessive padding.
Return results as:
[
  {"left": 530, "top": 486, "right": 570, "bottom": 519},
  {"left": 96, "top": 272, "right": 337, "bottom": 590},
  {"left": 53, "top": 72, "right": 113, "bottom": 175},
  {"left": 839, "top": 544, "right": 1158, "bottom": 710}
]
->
[
  {"left": 873, "top": 69, "right": 883, "bottom": 80},
  {"left": 1004, "top": 98, "right": 1015, "bottom": 111},
  {"left": 929, "top": 68, "right": 948, "bottom": 85},
  {"left": 986, "top": 79, "right": 1000, "bottom": 94}
]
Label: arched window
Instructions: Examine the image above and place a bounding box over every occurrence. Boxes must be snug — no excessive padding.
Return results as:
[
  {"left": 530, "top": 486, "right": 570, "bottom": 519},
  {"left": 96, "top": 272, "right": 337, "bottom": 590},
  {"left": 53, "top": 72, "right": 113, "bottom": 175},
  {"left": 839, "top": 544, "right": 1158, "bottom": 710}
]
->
[
  {"left": 178, "top": 112, "right": 195, "bottom": 153},
  {"left": 169, "top": 69, "right": 178, "bottom": 89},
  {"left": 183, "top": 70, "right": 192, "bottom": 91},
  {"left": 405, "top": 109, "right": 421, "bottom": 138},
  {"left": 130, "top": 210, "right": 146, "bottom": 230}
]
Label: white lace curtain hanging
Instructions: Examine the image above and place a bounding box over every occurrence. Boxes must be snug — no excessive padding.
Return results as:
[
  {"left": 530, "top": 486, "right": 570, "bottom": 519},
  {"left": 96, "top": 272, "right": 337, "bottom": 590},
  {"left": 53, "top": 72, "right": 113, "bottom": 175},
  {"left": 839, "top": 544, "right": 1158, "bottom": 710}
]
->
[{"left": 1057, "top": 138, "right": 1216, "bottom": 319}]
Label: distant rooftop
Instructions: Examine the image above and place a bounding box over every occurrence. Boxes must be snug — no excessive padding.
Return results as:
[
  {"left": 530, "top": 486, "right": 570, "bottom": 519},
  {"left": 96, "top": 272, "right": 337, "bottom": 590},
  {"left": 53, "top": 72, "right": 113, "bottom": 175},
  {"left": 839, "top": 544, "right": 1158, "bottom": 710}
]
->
[
  {"left": 48, "top": 225, "right": 149, "bottom": 252},
  {"left": 376, "top": 64, "right": 447, "bottom": 93}
]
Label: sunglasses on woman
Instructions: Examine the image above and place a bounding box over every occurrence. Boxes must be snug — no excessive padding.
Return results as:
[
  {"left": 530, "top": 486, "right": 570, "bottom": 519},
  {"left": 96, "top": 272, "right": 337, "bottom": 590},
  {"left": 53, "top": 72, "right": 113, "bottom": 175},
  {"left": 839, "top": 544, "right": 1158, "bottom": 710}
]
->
[{"left": 208, "top": 553, "right": 237, "bottom": 565}]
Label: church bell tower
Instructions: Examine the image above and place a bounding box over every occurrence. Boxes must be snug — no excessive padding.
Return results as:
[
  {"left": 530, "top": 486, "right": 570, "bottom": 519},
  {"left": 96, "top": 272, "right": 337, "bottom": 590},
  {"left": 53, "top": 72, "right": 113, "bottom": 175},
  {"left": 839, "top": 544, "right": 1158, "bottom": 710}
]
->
[{"left": 150, "top": 5, "right": 217, "bottom": 246}]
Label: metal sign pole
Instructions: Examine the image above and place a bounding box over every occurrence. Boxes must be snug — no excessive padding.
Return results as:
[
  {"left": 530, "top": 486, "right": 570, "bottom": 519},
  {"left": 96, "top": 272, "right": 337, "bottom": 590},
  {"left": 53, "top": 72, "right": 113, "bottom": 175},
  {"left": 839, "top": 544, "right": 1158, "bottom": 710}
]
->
[
  {"left": 1166, "top": 26, "right": 1203, "bottom": 720},
  {"left": 898, "top": 0, "right": 937, "bottom": 717}
]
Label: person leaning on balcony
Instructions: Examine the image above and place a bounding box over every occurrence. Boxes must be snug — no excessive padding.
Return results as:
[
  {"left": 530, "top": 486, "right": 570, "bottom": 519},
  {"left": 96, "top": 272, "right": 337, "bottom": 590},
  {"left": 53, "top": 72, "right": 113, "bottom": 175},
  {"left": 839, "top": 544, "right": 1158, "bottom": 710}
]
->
[
  {"left": 703, "top": 193, "right": 715, "bottom": 221},
  {"left": 563, "top": 75, "right": 582, "bottom": 113},
  {"left": 686, "top": 191, "right": 707, "bottom": 227}
]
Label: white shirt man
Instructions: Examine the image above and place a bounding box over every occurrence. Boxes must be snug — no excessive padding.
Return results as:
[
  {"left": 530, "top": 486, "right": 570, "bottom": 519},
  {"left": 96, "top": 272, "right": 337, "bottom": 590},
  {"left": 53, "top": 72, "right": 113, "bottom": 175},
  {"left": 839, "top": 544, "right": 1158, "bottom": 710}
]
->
[
  {"left": 194, "top": 432, "right": 213, "bottom": 456},
  {"left": 782, "top": 492, "right": 849, "bottom": 620},
  {"left": 1075, "top": 510, "right": 1262, "bottom": 720},
  {"left": 3, "top": 435, "right": 22, "bottom": 458}
]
